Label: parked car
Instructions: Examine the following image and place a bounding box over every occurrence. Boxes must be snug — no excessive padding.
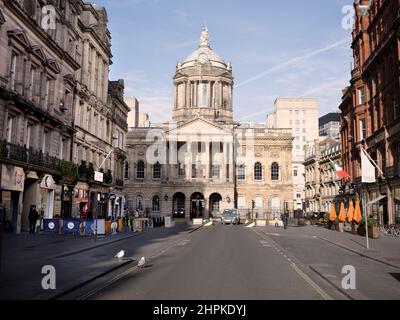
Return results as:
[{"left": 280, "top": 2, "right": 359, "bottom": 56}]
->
[
  {"left": 173, "top": 210, "right": 185, "bottom": 218},
  {"left": 221, "top": 209, "right": 240, "bottom": 225}
]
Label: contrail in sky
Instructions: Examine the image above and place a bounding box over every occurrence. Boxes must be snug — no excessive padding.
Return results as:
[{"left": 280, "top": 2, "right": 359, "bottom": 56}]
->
[{"left": 235, "top": 37, "right": 352, "bottom": 89}]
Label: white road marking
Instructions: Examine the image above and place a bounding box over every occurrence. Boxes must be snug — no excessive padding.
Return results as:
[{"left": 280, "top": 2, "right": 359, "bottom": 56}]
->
[{"left": 251, "top": 228, "right": 333, "bottom": 301}]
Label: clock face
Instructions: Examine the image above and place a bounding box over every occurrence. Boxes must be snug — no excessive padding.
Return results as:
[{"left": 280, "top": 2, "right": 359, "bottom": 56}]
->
[{"left": 198, "top": 53, "right": 208, "bottom": 64}]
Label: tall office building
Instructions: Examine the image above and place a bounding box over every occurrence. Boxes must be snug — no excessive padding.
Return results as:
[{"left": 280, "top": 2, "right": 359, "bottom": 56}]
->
[{"left": 267, "top": 98, "right": 319, "bottom": 210}]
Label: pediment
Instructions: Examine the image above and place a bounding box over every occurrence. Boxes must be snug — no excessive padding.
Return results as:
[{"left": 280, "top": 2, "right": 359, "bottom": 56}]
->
[
  {"left": 7, "top": 29, "right": 31, "bottom": 48},
  {"left": 47, "top": 59, "right": 61, "bottom": 74},
  {"left": 167, "top": 118, "right": 232, "bottom": 140},
  {"left": 0, "top": 9, "right": 5, "bottom": 25},
  {"left": 31, "top": 45, "right": 47, "bottom": 63}
]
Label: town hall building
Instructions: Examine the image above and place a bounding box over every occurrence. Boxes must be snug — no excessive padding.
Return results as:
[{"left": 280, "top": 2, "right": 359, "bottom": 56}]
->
[{"left": 125, "top": 28, "right": 294, "bottom": 220}]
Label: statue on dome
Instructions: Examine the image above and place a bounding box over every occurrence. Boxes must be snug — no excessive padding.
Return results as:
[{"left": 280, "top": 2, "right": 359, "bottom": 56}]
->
[{"left": 200, "top": 26, "right": 209, "bottom": 46}]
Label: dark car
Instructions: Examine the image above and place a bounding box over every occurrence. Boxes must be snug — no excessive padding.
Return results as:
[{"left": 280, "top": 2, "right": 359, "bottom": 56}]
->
[{"left": 173, "top": 210, "right": 185, "bottom": 218}]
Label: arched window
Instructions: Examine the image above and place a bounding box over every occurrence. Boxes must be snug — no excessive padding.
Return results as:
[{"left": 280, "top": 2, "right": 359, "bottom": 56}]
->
[
  {"left": 153, "top": 162, "right": 161, "bottom": 179},
  {"left": 152, "top": 196, "right": 160, "bottom": 212},
  {"left": 271, "top": 162, "right": 279, "bottom": 181},
  {"left": 237, "top": 164, "right": 245, "bottom": 181},
  {"left": 254, "top": 162, "right": 262, "bottom": 181},
  {"left": 124, "top": 162, "right": 129, "bottom": 180},
  {"left": 137, "top": 161, "right": 144, "bottom": 179}
]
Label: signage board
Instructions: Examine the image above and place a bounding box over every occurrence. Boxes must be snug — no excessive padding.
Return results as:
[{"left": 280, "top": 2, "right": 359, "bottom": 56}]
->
[{"left": 94, "top": 171, "right": 104, "bottom": 183}]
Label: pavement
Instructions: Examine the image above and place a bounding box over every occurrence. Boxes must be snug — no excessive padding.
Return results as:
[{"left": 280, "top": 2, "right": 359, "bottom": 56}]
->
[{"left": 0, "top": 223, "right": 200, "bottom": 300}]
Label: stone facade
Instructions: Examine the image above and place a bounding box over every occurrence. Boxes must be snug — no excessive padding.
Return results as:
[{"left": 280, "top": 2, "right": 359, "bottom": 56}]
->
[
  {"left": 0, "top": 0, "right": 129, "bottom": 232},
  {"left": 126, "top": 29, "right": 294, "bottom": 220},
  {"left": 304, "top": 138, "right": 342, "bottom": 214}
]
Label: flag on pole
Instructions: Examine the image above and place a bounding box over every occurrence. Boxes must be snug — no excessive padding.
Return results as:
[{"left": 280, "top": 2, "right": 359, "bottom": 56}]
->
[
  {"left": 329, "top": 158, "right": 349, "bottom": 179},
  {"left": 361, "top": 148, "right": 376, "bottom": 183}
]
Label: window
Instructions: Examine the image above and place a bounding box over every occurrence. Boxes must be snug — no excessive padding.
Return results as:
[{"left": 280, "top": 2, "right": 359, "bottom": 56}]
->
[
  {"left": 295, "top": 110, "right": 299, "bottom": 115},
  {"left": 10, "top": 53, "right": 17, "bottom": 91},
  {"left": 124, "top": 162, "right": 129, "bottom": 180},
  {"left": 295, "top": 120, "right": 300, "bottom": 125},
  {"left": 296, "top": 193, "right": 301, "bottom": 199},
  {"left": 237, "top": 164, "right": 245, "bottom": 181},
  {"left": 371, "top": 78, "right": 377, "bottom": 97},
  {"left": 152, "top": 196, "right": 160, "bottom": 212},
  {"left": 44, "top": 78, "right": 51, "bottom": 110},
  {"left": 178, "top": 163, "right": 185, "bottom": 178},
  {"left": 198, "top": 82, "right": 207, "bottom": 107},
  {"left": 271, "top": 162, "right": 279, "bottom": 181},
  {"left": 28, "top": 66, "right": 36, "bottom": 101},
  {"left": 137, "top": 161, "right": 145, "bottom": 179},
  {"left": 294, "top": 169, "right": 298, "bottom": 177},
  {"left": 211, "top": 165, "right": 220, "bottom": 177},
  {"left": 42, "top": 129, "right": 51, "bottom": 153},
  {"left": 359, "top": 119, "right": 366, "bottom": 140},
  {"left": 254, "top": 162, "right": 262, "bottom": 181},
  {"left": 59, "top": 136, "right": 64, "bottom": 159},
  {"left": 153, "top": 162, "right": 161, "bottom": 179},
  {"left": 26, "top": 123, "right": 32, "bottom": 149},
  {"left": 6, "top": 116, "right": 14, "bottom": 143},
  {"left": 358, "top": 87, "right": 366, "bottom": 104}
]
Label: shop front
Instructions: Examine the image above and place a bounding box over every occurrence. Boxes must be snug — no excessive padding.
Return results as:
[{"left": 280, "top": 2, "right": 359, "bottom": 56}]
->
[
  {"left": 39, "top": 174, "right": 56, "bottom": 219},
  {"left": 21, "top": 171, "right": 39, "bottom": 232},
  {"left": 0, "top": 164, "right": 25, "bottom": 233},
  {"left": 73, "top": 182, "right": 90, "bottom": 219}
]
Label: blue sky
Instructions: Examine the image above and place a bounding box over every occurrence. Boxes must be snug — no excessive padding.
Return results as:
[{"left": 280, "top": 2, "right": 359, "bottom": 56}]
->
[{"left": 95, "top": 0, "right": 354, "bottom": 123}]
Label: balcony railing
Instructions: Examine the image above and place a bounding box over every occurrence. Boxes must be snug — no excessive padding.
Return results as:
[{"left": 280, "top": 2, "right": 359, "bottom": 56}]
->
[{"left": 0, "top": 140, "right": 60, "bottom": 172}]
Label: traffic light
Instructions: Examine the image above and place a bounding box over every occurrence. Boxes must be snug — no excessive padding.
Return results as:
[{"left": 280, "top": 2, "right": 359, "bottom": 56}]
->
[{"left": 252, "top": 200, "right": 256, "bottom": 209}]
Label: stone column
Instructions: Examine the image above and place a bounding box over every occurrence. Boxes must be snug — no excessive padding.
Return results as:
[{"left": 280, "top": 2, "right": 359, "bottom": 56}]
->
[
  {"left": 207, "top": 81, "right": 211, "bottom": 108},
  {"left": 185, "top": 81, "right": 189, "bottom": 108}
]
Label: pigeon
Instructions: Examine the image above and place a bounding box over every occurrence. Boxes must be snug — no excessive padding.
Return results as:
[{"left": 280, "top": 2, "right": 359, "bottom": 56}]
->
[
  {"left": 115, "top": 250, "right": 125, "bottom": 260},
  {"left": 138, "top": 257, "right": 146, "bottom": 268}
]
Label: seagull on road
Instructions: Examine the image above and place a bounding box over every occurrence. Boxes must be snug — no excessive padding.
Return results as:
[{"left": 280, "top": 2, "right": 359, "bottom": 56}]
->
[
  {"left": 115, "top": 250, "right": 125, "bottom": 260},
  {"left": 138, "top": 257, "right": 146, "bottom": 268}
]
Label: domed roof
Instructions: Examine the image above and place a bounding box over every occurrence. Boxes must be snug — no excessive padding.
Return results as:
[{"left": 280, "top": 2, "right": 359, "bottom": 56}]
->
[{"left": 179, "top": 27, "right": 228, "bottom": 69}]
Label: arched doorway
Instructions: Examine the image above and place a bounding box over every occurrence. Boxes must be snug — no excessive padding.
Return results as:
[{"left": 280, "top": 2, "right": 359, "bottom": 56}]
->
[
  {"left": 270, "top": 196, "right": 280, "bottom": 219},
  {"left": 209, "top": 193, "right": 222, "bottom": 218},
  {"left": 190, "top": 193, "right": 205, "bottom": 219},
  {"left": 172, "top": 192, "right": 186, "bottom": 218}
]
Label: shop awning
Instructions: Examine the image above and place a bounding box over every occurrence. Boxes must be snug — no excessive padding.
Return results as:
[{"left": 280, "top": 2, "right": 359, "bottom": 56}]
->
[{"left": 368, "top": 195, "right": 386, "bottom": 205}]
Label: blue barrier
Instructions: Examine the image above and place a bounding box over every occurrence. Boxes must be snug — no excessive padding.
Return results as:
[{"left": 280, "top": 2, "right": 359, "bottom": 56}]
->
[
  {"left": 43, "top": 219, "right": 60, "bottom": 233},
  {"left": 62, "top": 219, "right": 81, "bottom": 234},
  {"left": 85, "top": 220, "right": 95, "bottom": 235}
]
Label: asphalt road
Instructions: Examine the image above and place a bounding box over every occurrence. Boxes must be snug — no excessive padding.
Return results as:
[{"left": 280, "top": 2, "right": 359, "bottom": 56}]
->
[{"left": 88, "top": 224, "right": 339, "bottom": 300}]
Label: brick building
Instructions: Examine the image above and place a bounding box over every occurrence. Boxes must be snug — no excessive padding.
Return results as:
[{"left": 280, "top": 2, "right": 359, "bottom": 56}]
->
[{"left": 340, "top": 0, "right": 400, "bottom": 225}]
